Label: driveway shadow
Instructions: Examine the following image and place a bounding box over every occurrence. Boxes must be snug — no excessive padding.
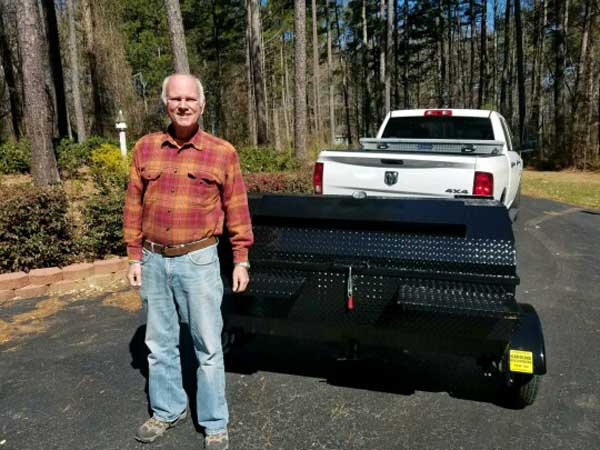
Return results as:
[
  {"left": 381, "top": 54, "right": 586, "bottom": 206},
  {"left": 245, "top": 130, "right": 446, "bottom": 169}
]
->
[
  {"left": 129, "top": 324, "right": 203, "bottom": 432},
  {"left": 130, "top": 329, "right": 515, "bottom": 417},
  {"left": 224, "top": 335, "right": 512, "bottom": 408}
]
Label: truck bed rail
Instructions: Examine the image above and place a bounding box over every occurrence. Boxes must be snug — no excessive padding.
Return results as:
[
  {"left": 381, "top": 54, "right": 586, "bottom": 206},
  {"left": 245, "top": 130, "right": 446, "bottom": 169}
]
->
[{"left": 359, "top": 138, "right": 504, "bottom": 155}]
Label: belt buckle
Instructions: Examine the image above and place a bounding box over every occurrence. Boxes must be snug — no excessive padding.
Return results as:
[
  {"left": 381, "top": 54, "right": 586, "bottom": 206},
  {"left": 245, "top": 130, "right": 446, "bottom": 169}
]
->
[
  {"left": 165, "top": 242, "right": 184, "bottom": 256},
  {"left": 153, "top": 242, "right": 166, "bottom": 256}
]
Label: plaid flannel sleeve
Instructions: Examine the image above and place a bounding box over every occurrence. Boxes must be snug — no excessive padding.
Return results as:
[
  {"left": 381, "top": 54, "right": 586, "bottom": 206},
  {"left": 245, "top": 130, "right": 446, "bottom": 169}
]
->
[
  {"left": 123, "top": 143, "right": 144, "bottom": 260},
  {"left": 221, "top": 149, "right": 254, "bottom": 263}
]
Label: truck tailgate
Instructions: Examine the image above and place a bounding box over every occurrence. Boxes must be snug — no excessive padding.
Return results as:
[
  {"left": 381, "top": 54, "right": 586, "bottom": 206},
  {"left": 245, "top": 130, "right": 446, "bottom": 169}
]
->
[{"left": 320, "top": 151, "right": 477, "bottom": 198}]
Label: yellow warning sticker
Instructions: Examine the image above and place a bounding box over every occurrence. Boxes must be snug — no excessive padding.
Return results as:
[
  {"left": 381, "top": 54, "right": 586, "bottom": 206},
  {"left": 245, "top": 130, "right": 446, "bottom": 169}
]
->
[{"left": 509, "top": 350, "right": 534, "bottom": 374}]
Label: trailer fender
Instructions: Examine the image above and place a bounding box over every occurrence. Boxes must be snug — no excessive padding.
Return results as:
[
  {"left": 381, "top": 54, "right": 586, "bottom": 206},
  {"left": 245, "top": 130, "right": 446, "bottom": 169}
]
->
[{"left": 508, "top": 303, "right": 547, "bottom": 375}]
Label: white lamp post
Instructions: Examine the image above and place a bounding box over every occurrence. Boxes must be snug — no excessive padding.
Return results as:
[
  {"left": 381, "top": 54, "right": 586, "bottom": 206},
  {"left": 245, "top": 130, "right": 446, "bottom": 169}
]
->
[{"left": 115, "top": 109, "right": 127, "bottom": 158}]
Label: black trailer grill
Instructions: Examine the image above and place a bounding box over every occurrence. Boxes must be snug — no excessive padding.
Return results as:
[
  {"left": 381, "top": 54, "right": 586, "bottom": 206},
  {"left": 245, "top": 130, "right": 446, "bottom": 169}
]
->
[{"left": 222, "top": 195, "right": 521, "bottom": 353}]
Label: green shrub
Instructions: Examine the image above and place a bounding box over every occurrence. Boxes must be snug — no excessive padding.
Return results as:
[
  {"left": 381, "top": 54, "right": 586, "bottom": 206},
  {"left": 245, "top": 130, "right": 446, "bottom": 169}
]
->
[
  {"left": 237, "top": 147, "right": 301, "bottom": 173},
  {"left": 244, "top": 171, "right": 313, "bottom": 194},
  {"left": 56, "top": 139, "right": 87, "bottom": 178},
  {"left": 0, "top": 184, "right": 76, "bottom": 273},
  {"left": 0, "top": 139, "right": 31, "bottom": 174},
  {"left": 56, "top": 135, "right": 120, "bottom": 178},
  {"left": 89, "top": 143, "right": 131, "bottom": 189},
  {"left": 81, "top": 183, "right": 126, "bottom": 259}
]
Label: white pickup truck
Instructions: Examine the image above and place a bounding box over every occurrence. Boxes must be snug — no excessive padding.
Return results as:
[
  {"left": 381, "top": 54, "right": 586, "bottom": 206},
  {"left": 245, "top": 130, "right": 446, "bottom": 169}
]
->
[{"left": 314, "top": 109, "right": 523, "bottom": 220}]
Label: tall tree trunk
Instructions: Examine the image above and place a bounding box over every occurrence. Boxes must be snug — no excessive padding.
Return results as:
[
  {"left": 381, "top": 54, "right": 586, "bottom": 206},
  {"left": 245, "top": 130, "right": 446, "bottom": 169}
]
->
[
  {"left": 493, "top": 0, "right": 499, "bottom": 108},
  {"left": 245, "top": 4, "right": 256, "bottom": 145},
  {"left": 536, "top": 0, "right": 547, "bottom": 160},
  {"left": 15, "top": 0, "right": 60, "bottom": 185},
  {"left": 379, "top": 0, "right": 386, "bottom": 117},
  {"left": 272, "top": 74, "right": 281, "bottom": 151},
  {"left": 584, "top": 55, "right": 594, "bottom": 167},
  {"left": 508, "top": 24, "right": 515, "bottom": 125},
  {"left": 514, "top": 0, "right": 525, "bottom": 144},
  {"left": 260, "top": 13, "right": 269, "bottom": 138},
  {"left": 164, "top": 0, "right": 190, "bottom": 73},
  {"left": 248, "top": 0, "right": 267, "bottom": 144},
  {"left": 446, "top": 0, "right": 453, "bottom": 107},
  {"left": 403, "top": 0, "right": 409, "bottom": 108},
  {"left": 553, "top": 0, "right": 568, "bottom": 165},
  {"left": 311, "top": 0, "right": 321, "bottom": 137},
  {"left": 437, "top": 0, "right": 445, "bottom": 107},
  {"left": 384, "top": 0, "right": 393, "bottom": 113},
  {"left": 0, "top": 1, "right": 23, "bottom": 138},
  {"left": 529, "top": 0, "right": 539, "bottom": 118},
  {"left": 294, "top": 0, "right": 307, "bottom": 159},
  {"left": 468, "top": 0, "right": 475, "bottom": 108},
  {"left": 500, "top": 0, "right": 511, "bottom": 116},
  {"left": 597, "top": 62, "right": 600, "bottom": 158},
  {"left": 393, "top": 0, "right": 400, "bottom": 107},
  {"left": 572, "top": 0, "right": 591, "bottom": 167},
  {"left": 281, "top": 34, "right": 291, "bottom": 146},
  {"left": 353, "top": 76, "right": 361, "bottom": 141},
  {"left": 80, "top": 0, "right": 136, "bottom": 136},
  {"left": 333, "top": 0, "right": 352, "bottom": 145},
  {"left": 416, "top": 46, "right": 421, "bottom": 107},
  {"left": 361, "top": 0, "right": 371, "bottom": 135},
  {"left": 210, "top": 0, "right": 224, "bottom": 134},
  {"left": 66, "top": 0, "right": 86, "bottom": 142},
  {"left": 41, "top": 0, "right": 69, "bottom": 138},
  {"left": 333, "top": 3, "right": 358, "bottom": 145},
  {"left": 326, "top": 1, "right": 335, "bottom": 145},
  {"left": 573, "top": 0, "right": 590, "bottom": 106},
  {"left": 81, "top": 0, "right": 102, "bottom": 135},
  {"left": 477, "top": 0, "right": 487, "bottom": 108},
  {"left": 343, "top": 66, "right": 352, "bottom": 145},
  {"left": 457, "top": 5, "right": 466, "bottom": 106}
]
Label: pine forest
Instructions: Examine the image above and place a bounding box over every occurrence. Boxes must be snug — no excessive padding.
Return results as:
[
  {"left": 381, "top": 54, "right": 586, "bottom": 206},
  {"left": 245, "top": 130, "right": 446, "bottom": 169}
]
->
[{"left": 1, "top": 0, "right": 599, "bottom": 183}]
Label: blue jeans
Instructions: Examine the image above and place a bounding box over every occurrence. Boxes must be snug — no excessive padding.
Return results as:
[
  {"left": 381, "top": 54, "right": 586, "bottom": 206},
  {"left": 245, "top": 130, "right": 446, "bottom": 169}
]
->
[{"left": 140, "top": 243, "right": 228, "bottom": 433}]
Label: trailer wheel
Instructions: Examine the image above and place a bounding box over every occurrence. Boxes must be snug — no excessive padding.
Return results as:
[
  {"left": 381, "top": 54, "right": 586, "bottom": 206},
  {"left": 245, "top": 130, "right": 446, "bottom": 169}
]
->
[{"left": 504, "top": 373, "right": 540, "bottom": 408}]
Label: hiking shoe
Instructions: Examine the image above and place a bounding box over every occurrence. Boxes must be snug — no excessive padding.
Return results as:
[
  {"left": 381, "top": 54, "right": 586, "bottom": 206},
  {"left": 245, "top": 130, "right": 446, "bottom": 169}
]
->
[
  {"left": 134, "top": 409, "right": 188, "bottom": 443},
  {"left": 204, "top": 430, "right": 229, "bottom": 450}
]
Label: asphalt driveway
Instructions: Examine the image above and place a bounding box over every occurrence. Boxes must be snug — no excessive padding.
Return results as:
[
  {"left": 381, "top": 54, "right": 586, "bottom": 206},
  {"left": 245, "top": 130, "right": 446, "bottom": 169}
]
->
[{"left": 1, "top": 196, "right": 599, "bottom": 450}]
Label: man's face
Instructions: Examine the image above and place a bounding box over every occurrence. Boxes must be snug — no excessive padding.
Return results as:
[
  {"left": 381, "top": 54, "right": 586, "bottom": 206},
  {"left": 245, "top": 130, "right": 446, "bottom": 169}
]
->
[{"left": 165, "top": 75, "right": 203, "bottom": 135}]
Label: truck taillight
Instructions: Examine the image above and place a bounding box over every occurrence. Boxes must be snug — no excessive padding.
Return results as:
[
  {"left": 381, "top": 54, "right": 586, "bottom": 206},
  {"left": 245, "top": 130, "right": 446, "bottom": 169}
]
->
[
  {"left": 473, "top": 171, "right": 494, "bottom": 196},
  {"left": 313, "top": 162, "right": 324, "bottom": 194},
  {"left": 424, "top": 109, "right": 452, "bottom": 117}
]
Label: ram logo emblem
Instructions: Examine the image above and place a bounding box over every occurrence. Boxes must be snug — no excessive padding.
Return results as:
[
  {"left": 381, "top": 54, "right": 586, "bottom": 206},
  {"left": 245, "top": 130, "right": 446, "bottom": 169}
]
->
[{"left": 384, "top": 171, "right": 398, "bottom": 186}]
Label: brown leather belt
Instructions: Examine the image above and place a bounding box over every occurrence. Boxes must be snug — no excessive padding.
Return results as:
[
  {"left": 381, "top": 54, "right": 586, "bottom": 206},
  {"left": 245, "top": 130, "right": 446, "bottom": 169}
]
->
[{"left": 143, "top": 237, "right": 218, "bottom": 257}]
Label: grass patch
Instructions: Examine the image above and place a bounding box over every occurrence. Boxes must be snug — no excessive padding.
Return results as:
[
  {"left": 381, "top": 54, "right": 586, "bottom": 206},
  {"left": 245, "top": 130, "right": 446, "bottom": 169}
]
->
[{"left": 522, "top": 170, "right": 600, "bottom": 210}]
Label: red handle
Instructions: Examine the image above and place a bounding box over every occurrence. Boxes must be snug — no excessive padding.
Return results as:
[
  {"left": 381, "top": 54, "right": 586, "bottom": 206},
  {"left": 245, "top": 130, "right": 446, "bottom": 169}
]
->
[{"left": 347, "top": 296, "right": 354, "bottom": 310}]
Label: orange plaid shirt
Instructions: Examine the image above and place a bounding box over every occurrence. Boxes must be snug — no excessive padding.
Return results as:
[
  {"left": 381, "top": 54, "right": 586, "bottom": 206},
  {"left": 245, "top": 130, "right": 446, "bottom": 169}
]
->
[{"left": 123, "top": 128, "right": 253, "bottom": 262}]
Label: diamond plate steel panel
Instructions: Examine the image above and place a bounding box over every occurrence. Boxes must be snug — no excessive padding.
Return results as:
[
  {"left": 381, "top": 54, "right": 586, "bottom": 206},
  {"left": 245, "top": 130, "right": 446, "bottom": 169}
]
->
[{"left": 252, "top": 225, "right": 516, "bottom": 275}]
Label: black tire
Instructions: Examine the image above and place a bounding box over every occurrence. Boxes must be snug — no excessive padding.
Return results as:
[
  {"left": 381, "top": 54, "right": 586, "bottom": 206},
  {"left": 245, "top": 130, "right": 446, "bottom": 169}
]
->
[{"left": 503, "top": 374, "right": 540, "bottom": 408}]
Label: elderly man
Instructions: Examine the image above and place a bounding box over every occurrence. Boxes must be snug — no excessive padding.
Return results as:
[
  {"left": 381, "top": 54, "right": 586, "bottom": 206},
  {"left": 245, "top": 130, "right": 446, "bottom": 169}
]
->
[{"left": 123, "top": 73, "right": 253, "bottom": 450}]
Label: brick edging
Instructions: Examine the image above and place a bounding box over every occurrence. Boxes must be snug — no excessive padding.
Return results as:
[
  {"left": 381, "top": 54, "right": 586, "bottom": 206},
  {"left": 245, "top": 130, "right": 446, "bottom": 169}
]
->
[{"left": 0, "top": 257, "right": 129, "bottom": 303}]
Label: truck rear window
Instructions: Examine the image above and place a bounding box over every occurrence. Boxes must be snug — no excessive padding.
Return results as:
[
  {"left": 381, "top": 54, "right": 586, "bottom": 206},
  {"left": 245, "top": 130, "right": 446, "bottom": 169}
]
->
[{"left": 382, "top": 117, "right": 495, "bottom": 140}]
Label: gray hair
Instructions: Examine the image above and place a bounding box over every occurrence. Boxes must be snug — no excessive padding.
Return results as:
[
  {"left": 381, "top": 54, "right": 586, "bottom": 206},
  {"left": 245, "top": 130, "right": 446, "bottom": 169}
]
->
[{"left": 160, "top": 74, "right": 206, "bottom": 106}]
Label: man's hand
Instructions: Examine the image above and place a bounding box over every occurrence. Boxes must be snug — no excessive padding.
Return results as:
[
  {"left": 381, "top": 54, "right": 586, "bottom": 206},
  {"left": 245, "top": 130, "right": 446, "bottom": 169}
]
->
[
  {"left": 232, "top": 265, "right": 249, "bottom": 293},
  {"left": 128, "top": 263, "right": 142, "bottom": 288}
]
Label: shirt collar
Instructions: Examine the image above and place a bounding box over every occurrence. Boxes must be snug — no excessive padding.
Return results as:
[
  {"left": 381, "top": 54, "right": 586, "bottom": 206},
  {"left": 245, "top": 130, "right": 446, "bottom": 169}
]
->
[{"left": 162, "top": 124, "right": 204, "bottom": 151}]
